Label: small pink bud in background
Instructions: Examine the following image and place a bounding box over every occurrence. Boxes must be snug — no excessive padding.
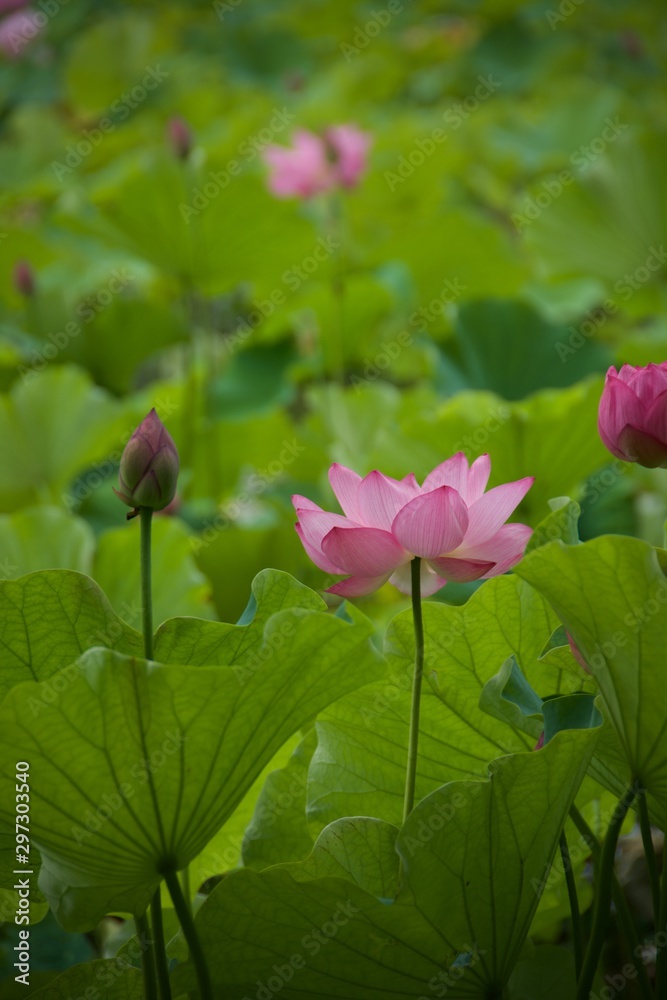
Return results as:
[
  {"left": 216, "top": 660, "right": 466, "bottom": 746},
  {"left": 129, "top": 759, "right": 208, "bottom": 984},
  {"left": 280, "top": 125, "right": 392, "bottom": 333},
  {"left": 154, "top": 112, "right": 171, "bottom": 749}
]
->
[
  {"left": 13, "top": 258, "right": 34, "bottom": 297},
  {"left": 567, "top": 633, "right": 591, "bottom": 674},
  {"left": 533, "top": 732, "right": 545, "bottom": 751},
  {"left": 325, "top": 125, "right": 371, "bottom": 188},
  {"left": 598, "top": 362, "right": 667, "bottom": 468},
  {"left": 114, "top": 409, "right": 179, "bottom": 513},
  {"left": 293, "top": 452, "right": 533, "bottom": 597},
  {"left": 167, "top": 116, "right": 192, "bottom": 160},
  {"left": 283, "top": 70, "right": 305, "bottom": 92},
  {"left": 620, "top": 30, "right": 643, "bottom": 58}
]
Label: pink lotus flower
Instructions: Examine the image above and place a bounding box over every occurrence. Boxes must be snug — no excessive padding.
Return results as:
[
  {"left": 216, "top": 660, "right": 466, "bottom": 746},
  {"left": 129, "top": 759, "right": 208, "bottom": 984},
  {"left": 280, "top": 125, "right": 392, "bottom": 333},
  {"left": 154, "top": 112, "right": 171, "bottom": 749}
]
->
[
  {"left": 292, "top": 453, "right": 534, "bottom": 597},
  {"left": 0, "top": 6, "right": 41, "bottom": 58},
  {"left": 598, "top": 362, "right": 667, "bottom": 468},
  {"left": 326, "top": 125, "right": 371, "bottom": 188},
  {"left": 263, "top": 125, "right": 370, "bottom": 199}
]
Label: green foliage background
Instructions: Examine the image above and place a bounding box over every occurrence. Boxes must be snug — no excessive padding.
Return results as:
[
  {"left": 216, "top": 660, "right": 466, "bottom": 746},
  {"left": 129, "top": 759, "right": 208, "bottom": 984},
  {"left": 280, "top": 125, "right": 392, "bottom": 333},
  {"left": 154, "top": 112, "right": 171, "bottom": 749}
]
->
[{"left": 0, "top": 0, "right": 666, "bottom": 993}]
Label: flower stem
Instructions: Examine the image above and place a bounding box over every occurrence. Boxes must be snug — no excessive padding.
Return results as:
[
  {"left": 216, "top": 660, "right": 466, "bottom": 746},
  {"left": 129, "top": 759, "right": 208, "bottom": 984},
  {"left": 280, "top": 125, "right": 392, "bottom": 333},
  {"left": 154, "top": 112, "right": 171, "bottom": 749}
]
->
[
  {"left": 140, "top": 507, "right": 154, "bottom": 660},
  {"left": 655, "top": 802, "right": 667, "bottom": 998},
  {"left": 151, "top": 887, "right": 172, "bottom": 1000},
  {"left": 164, "top": 869, "right": 212, "bottom": 1000},
  {"left": 575, "top": 784, "right": 637, "bottom": 1000},
  {"left": 328, "top": 194, "right": 345, "bottom": 383},
  {"left": 559, "top": 829, "right": 583, "bottom": 978},
  {"left": 569, "top": 805, "right": 652, "bottom": 1000},
  {"left": 637, "top": 790, "right": 660, "bottom": 923},
  {"left": 402, "top": 557, "right": 424, "bottom": 825},
  {"left": 135, "top": 911, "right": 158, "bottom": 1000}
]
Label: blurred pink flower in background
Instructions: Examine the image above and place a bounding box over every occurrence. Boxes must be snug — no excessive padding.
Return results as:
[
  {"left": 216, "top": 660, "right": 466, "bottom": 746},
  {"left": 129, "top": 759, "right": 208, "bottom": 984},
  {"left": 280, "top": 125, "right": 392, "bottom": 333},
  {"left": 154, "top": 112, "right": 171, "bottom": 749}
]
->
[
  {"left": 167, "top": 116, "right": 192, "bottom": 160},
  {"left": 293, "top": 453, "right": 533, "bottom": 597},
  {"left": 13, "top": 258, "right": 35, "bottom": 297},
  {"left": 598, "top": 362, "right": 667, "bottom": 468},
  {"left": 263, "top": 124, "right": 371, "bottom": 199},
  {"left": 326, "top": 125, "right": 372, "bottom": 187},
  {"left": 0, "top": 5, "right": 42, "bottom": 58}
]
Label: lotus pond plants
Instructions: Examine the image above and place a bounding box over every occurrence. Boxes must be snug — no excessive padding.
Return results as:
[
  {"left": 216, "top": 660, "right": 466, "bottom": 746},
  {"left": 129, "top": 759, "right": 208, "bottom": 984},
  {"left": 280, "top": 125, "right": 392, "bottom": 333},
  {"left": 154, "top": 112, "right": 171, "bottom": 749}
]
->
[{"left": 1, "top": 3, "right": 666, "bottom": 1000}]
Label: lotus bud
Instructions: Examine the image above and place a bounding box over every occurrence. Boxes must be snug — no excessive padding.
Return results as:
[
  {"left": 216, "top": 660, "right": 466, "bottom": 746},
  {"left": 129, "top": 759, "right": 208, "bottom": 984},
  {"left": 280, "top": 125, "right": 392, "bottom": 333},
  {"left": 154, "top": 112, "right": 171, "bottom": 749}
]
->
[
  {"left": 167, "top": 116, "right": 192, "bottom": 160},
  {"left": 13, "top": 259, "right": 35, "bottom": 297},
  {"left": 114, "top": 409, "right": 179, "bottom": 514},
  {"left": 598, "top": 362, "right": 667, "bottom": 468}
]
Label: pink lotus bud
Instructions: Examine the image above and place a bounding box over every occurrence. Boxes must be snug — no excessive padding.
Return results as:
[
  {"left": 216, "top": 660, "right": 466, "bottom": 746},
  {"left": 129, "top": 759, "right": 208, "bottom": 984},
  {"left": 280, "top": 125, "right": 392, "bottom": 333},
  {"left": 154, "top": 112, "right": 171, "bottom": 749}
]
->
[
  {"left": 292, "top": 453, "right": 534, "bottom": 598},
  {"left": 13, "top": 258, "right": 34, "bottom": 297},
  {"left": 598, "top": 362, "right": 667, "bottom": 468},
  {"left": 533, "top": 732, "right": 545, "bottom": 751},
  {"left": 167, "top": 116, "right": 192, "bottom": 160},
  {"left": 114, "top": 409, "right": 179, "bottom": 513},
  {"left": 566, "top": 633, "right": 591, "bottom": 674},
  {"left": 325, "top": 125, "right": 371, "bottom": 188}
]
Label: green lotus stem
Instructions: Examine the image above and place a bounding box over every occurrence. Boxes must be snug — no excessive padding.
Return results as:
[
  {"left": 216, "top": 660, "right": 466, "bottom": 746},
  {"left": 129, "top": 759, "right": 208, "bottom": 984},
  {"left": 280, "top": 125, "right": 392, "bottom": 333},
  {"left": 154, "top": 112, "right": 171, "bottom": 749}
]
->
[
  {"left": 135, "top": 911, "right": 158, "bottom": 1000},
  {"left": 164, "top": 869, "right": 212, "bottom": 1000},
  {"left": 656, "top": 802, "right": 667, "bottom": 998},
  {"left": 140, "top": 507, "right": 154, "bottom": 661},
  {"left": 402, "top": 557, "right": 424, "bottom": 824},
  {"left": 329, "top": 194, "right": 345, "bottom": 383},
  {"left": 559, "top": 829, "right": 583, "bottom": 978},
  {"left": 151, "top": 887, "right": 172, "bottom": 1000},
  {"left": 569, "top": 805, "right": 652, "bottom": 1000},
  {"left": 575, "top": 785, "right": 637, "bottom": 1000},
  {"left": 180, "top": 865, "right": 192, "bottom": 914},
  {"left": 637, "top": 791, "right": 660, "bottom": 923}
]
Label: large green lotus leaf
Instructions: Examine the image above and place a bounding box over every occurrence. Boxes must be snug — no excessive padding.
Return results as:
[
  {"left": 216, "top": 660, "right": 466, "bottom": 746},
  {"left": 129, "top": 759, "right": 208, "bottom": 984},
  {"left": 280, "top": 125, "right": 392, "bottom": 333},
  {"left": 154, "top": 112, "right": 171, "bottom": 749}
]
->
[
  {"left": 280, "top": 816, "right": 400, "bottom": 900},
  {"left": 309, "top": 574, "right": 569, "bottom": 826},
  {"left": 68, "top": 298, "right": 188, "bottom": 396},
  {"left": 0, "top": 958, "right": 144, "bottom": 999},
  {"left": 0, "top": 598, "right": 385, "bottom": 929},
  {"left": 0, "top": 507, "right": 94, "bottom": 577},
  {"left": 524, "top": 131, "right": 667, "bottom": 291},
  {"left": 173, "top": 730, "right": 597, "bottom": 999},
  {"left": 445, "top": 299, "right": 610, "bottom": 400},
  {"left": 0, "top": 570, "right": 143, "bottom": 701},
  {"left": 153, "top": 568, "right": 324, "bottom": 665},
  {"left": 0, "top": 366, "right": 128, "bottom": 511},
  {"left": 243, "top": 729, "right": 316, "bottom": 870},
  {"left": 84, "top": 159, "right": 317, "bottom": 298},
  {"left": 193, "top": 519, "right": 312, "bottom": 624},
  {"left": 525, "top": 497, "right": 581, "bottom": 553},
  {"left": 0, "top": 888, "right": 48, "bottom": 926},
  {"left": 189, "top": 733, "right": 303, "bottom": 893},
  {"left": 507, "top": 945, "right": 576, "bottom": 999},
  {"left": 517, "top": 535, "right": 667, "bottom": 804},
  {"left": 64, "top": 13, "right": 166, "bottom": 116},
  {"left": 93, "top": 516, "right": 214, "bottom": 626}
]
